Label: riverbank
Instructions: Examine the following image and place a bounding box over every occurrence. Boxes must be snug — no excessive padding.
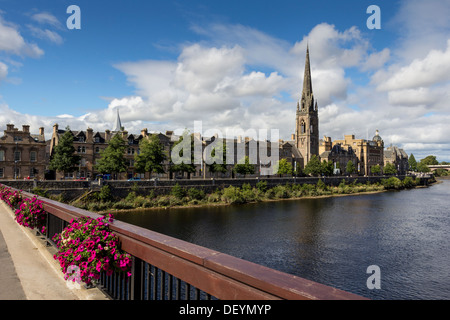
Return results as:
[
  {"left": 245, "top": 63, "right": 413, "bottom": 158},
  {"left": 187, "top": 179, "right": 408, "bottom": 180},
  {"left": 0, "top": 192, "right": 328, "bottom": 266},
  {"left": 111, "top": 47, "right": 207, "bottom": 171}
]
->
[{"left": 65, "top": 175, "right": 430, "bottom": 214}]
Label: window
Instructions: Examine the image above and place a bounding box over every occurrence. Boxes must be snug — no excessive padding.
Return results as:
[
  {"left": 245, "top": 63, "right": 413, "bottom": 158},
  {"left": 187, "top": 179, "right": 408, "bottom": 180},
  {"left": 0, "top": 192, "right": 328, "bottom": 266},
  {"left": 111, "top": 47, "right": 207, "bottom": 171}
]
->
[
  {"left": 0, "top": 150, "right": 4, "bottom": 161},
  {"left": 94, "top": 137, "right": 100, "bottom": 143},
  {"left": 30, "top": 151, "right": 37, "bottom": 162},
  {"left": 95, "top": 147, "right": 100, "bottom": 153},
  {"left": 77, "top": 146, "right": 86, "bottom": 153},
  {"left": 14, "top": 151, "right": 21, "bottom": 162},
  {"left": 78, "top": 137, "right": 85, "bottom": 142},
  {"left": 0, "top": 168, "right": 3, "bottom": 178}
]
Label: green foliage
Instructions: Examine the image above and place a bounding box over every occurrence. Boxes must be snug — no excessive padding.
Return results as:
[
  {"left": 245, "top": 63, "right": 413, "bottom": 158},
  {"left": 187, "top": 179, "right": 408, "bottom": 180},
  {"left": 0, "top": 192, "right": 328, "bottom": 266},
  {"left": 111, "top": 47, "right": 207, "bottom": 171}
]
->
[
  {"left": 187, "top": 188, "right": 205, "bottom": 200},
  {"left": 383, "top": 162, "right": 397, "bottom": 175},
  {"left": 408, "top": 154, "right": 417, "bottom": 171},
  {"left": 134, "top": 135, "right": 167, "bottom": 176},
  {"left": 371, "top": 164, "right": 381, "bottom": 175},
  {"left": 416, "top": 162, "right": 430, "bottom": 173},
  {"left": 234, "top": 156, "right": 255, "bottom": 177},
  {"left": 346, "top": 161, "right": 356, "bottom": 175},
  {"left": 256, "top": 180, "right": 268, "bottom": 192},
  {"left": 32, "top": 186, "right": 49, "bottom": 198},
  {"left": 303, "top": 155, "right": 322, "bottom": 177},
  {"left": 170, "top": 131, "right": 196, "bottom": 177},
  {"left": 171, "top": 183, "right": 186, "bottom": 199},
  {"left": 321, "top": 160, "right": 334, "bottom": 176},
  {"left": 94, "top": 134, "right": 127, "bottom": 175},
  {"left": 382, "top": 177, "right": 403, "bottom": 189},
  {"left": 98, "top": 185, "right": 113, "bottom": 202},
  {"left": 49, "top": 126, "right": 81, "bottom": 175},
  {"left": 420, "top": 155, "right": 439, "bottom": 165},
  {"left": 275, "top": 158, "right": 293, "bottom": 176}
]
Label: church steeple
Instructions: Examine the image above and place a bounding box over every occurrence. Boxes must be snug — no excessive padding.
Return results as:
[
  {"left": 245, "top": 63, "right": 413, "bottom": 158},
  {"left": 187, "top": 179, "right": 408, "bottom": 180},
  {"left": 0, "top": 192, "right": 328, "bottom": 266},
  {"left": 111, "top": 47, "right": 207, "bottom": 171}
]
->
[
  {"left": 295, "top": 45, "right": 319, "bottom": 166},
  {"left": 302, "top": 45, "right": 313, "bottom": 101},
  {"left": 113, "top": 108, "right": 123, "bottom": 132}
]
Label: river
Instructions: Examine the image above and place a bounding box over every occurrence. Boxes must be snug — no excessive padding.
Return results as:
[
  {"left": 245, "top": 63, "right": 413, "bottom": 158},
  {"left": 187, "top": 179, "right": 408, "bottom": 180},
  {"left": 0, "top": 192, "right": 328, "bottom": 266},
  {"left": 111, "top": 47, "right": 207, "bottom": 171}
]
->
[{"left": 114, "top": 178, "right": 450, "bottom": 300}]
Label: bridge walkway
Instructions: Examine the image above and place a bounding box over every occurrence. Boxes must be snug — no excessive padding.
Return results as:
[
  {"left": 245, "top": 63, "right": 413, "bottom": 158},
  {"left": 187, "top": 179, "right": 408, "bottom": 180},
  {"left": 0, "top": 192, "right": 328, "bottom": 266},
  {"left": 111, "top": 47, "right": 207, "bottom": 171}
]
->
[{"left": 0, "top": 201, "right": 108, "bottom": 300}]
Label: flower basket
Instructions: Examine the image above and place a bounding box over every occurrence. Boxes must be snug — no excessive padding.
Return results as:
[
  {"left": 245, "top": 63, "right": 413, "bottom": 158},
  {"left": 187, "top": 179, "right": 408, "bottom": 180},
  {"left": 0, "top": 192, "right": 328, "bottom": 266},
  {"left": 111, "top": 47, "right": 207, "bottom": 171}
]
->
[
  {"left": 14, "top": 196, "right": 47, "bottom": 235},
  {"left": 52, "top": 213, "right": 132, "bottom": 285}
]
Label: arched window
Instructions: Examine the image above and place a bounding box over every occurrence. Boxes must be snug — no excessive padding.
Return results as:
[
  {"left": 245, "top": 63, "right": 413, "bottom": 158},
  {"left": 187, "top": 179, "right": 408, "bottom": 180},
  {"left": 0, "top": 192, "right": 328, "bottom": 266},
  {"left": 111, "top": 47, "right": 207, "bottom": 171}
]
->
[{"left": 300, "top": 120, "right": 306, "bottom": 134}]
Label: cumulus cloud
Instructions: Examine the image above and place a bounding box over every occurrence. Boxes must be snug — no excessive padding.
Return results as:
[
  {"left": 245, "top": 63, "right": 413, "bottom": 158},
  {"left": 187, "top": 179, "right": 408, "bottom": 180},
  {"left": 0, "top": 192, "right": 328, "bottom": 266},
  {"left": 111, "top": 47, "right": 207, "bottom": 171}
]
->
[{"left": 0, "top": 16, "right": 44, "bottom": 57}]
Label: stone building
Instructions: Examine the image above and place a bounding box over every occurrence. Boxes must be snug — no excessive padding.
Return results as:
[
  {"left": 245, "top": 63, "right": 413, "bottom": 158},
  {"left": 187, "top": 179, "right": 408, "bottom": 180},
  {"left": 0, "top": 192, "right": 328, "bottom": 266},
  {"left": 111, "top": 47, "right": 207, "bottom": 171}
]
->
[
  {"left": 332, "top": 131, "right": 384, "bottom": 176},
  {"left": 384, "top": 145, "right": 409, "bottom": 175},
  {"left": 49, "top": 121, "right": 172, "bottom": 180},
  {"left": 0, "top": 124, "right": 47, "bottom": 180}
]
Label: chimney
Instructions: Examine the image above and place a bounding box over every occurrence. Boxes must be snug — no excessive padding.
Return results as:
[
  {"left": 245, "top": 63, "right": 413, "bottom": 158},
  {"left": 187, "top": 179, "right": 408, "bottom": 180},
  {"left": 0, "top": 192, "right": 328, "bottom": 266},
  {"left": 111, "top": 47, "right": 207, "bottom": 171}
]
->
[
  {"left": 22, "top": 125, "right": 30, "bottom": 133},
  {"left": 291, "top": 134, "right": 295, "bottom": 141},
  {"left": 141, "top": 128, "right": 148, "bottom": 138},
  {"left": 105, "top": 130, "right": 111, "bottom": 142},
  {"left": 86, "top": 128, "right": 93, "bottom": 142},
  {"left": 53, "top": 123, "right": 59, "bottom": 134},
  {"left": 39, "top": 127, "right": 45, "bottom": 136},
  {"left": 6, "top": 124, "right": 14, "bottom": 131}
]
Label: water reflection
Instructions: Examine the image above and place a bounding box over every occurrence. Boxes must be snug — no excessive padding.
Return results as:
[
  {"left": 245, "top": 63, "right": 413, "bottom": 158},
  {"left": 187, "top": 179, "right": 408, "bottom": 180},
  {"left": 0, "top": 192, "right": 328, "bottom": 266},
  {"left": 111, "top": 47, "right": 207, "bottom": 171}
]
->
[{"left": 114, "top": 180, "right": 450, "bottom": 300}]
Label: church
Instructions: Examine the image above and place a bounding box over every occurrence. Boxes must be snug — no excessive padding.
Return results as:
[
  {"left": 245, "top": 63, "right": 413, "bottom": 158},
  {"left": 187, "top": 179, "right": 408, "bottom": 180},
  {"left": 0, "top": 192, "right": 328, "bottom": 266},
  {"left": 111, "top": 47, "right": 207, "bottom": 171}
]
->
[{"left": 291, "top": 46, "right": 401, "bottom": 176}]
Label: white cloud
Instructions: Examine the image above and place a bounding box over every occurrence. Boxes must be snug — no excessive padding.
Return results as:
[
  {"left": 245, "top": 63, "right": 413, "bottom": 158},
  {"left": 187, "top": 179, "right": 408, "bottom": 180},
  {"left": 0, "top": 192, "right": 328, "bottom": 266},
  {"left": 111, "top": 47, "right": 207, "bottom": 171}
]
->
[
  {"left": 0, "top": 16, "right": 43, "bottom": 58},
  {"left": 27, "top": 25, "right": 63, "bottom": 45}
]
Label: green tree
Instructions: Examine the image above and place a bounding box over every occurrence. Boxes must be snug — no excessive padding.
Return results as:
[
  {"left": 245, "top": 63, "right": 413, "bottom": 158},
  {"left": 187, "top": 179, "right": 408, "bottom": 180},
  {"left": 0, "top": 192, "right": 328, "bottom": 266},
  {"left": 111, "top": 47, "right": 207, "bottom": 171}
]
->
[
  {"left": 94, "top": 133, "right": 127, "bottom": 179},
  {"left": 234, "top": 156, "right": 255, "bottom": 177},
  {"left": 321, "top": 160, "right": 334, "bottom": 176},
  {"left": 207, "top": 141, "right": 228, "bottom": 177},
  {"left": 417, "top": 162, "right": 431, "bottom": 173},
  {"left": 346, "top": 160, "right": 356, "bottom": 175},
  {"left": 170, "top": 131, "right": 196, "bottom": 179},
  {"left": 49, "top": 126, "right": 81, "bottom": 178},
  {"left": 303, "top": 155, "right": 322, "bottom": 177},
  {"left": 371, "top": 164, "right": 381, "bottom": 175},
  {"left": 134, "top": 135, "right": 166, "bottom": 178},
  {"left": 408, "top": 153, "right": 417, "bottom": 172},
  {"left": 420, "top": 155, "right": 439, "bottom": 165},
  {"left": 275, "top": 158, "right": 293, "bottom": 176},
  {"left": 384, "top": 162, "right": 397, "bottom": 175}
]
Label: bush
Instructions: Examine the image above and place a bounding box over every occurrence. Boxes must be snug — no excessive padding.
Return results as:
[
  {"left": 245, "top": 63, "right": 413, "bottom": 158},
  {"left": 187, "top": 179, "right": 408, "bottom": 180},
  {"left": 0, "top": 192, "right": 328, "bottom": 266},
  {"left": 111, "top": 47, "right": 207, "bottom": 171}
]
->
[
  {"left": 256, "top": 180, "right": 268, "bottom": 192},
  {"left": 221, "top": 186, "right": 245, "bottom": 204},
  {"left": 382, "top": 177, "right": 403, "bottom": 190},
  {"left": 402, "top": 176, "right": 416, "bottom": 188},
  {"left": 98, "top": 185, "right": 112, "bottom": 202},
  {"left": 187, "top": 188, "right": 205, "bottom": 200},
  {"left": 171, "top": 183, "right": 186, "bottom": 199}
]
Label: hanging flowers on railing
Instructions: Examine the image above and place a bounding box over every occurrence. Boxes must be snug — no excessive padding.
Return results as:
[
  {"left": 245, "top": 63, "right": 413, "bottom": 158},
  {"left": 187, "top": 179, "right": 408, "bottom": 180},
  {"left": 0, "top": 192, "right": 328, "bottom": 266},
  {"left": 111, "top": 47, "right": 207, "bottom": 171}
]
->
[
  {"left": 14, "top": 196, "right": 47, "bottom": 235},
  {"left": 52, "top": 213, "right": 132, "bottom": 285},
  {"left": 0, "top": 185, "right": 23, "bottom": 209}
]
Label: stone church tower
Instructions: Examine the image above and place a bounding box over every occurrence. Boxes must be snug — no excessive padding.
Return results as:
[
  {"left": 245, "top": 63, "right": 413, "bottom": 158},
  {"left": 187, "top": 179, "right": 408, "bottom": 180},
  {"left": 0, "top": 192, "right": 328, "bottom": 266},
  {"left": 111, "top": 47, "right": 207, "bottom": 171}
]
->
[{"left": 295, "top": 46, "right": 319, "bottom": 166}]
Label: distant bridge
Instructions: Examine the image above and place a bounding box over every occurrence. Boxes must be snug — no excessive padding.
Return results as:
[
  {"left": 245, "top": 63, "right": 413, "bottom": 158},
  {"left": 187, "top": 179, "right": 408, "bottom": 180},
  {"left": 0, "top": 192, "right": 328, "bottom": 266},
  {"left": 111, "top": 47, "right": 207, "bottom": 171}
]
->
[{"left": 427, "top": 165, "right": 450, "bottom": 172}]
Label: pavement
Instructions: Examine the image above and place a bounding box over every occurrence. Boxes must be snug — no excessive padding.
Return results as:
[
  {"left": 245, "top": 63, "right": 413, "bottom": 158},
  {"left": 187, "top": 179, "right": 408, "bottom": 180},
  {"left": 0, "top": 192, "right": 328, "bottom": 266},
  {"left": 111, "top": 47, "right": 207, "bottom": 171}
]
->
[{"left": 0, "top": 201, "right": 109, "bottom": 300}]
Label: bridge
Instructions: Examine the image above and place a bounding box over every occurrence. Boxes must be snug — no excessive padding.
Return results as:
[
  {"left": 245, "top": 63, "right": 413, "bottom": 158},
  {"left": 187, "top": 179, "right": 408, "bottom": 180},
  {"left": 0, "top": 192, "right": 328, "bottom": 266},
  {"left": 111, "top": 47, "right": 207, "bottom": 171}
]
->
[
  {"left": 0, "top": 184, "right": 366, "bottom": 301},
  {"left": 427, "top": 165, "right": 450, "bottom": 172}
]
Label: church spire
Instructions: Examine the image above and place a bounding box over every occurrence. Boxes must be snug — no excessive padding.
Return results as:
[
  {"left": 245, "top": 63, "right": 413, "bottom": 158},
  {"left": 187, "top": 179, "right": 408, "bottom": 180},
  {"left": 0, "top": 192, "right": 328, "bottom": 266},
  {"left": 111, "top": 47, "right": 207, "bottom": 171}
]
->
[
  {"left": 300, "top": 45, "right": 314, "bottom": 112},
  {"left": 302, "top": 45, "right": 313, "bottom": 96},
  {"left": 113, "top": 108, "right": 122, "bottom": 132}
]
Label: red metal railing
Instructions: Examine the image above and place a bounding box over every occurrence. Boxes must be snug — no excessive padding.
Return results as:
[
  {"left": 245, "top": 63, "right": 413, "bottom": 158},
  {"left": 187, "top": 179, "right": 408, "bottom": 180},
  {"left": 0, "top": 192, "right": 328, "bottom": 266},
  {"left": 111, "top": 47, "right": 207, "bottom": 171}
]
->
[{"left": 15, "top": 188, "right": 367, "bottom": 300}]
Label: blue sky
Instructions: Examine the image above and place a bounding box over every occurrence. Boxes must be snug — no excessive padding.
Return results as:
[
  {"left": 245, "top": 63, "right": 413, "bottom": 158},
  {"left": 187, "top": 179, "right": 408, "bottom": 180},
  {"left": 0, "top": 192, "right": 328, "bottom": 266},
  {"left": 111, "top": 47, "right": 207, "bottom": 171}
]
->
[{"left": 1, "top": 0, "right": 450, "bottom": 161}]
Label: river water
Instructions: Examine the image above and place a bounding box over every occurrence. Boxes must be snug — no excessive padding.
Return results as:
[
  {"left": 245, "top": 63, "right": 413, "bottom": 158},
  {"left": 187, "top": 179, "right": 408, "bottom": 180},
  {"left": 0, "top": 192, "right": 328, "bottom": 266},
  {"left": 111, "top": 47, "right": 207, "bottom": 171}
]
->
[{"left": 114, "top": 179, "right": 450, "bottom": 300}]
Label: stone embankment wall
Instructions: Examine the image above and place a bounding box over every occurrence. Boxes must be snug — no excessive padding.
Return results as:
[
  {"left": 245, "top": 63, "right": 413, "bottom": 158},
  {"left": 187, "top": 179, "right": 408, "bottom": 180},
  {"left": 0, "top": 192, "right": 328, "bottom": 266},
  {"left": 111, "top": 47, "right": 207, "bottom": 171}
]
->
[{"left": 1, "top": 175, "right": 431, "bottom": 201}]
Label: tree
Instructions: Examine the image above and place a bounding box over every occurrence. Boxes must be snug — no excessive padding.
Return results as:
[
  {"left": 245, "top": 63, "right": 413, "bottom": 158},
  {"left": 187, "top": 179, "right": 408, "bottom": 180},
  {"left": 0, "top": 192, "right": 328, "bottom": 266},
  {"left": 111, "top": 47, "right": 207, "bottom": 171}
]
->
[
  {"left": 303, "top": 155, "right": 322, "bottom": 177},
  {"left": 417, "top": 162, "right": 431, "bottom": 173},
  {"left": 134, "top": 135, "right": 166, "bottom": 178},
  {"left": 420, "top": 155, "right": 439, "bottom": 166},
  {"left": 207, "top": 141, "right": 228, "bottom": 177},
  {"left": 408, "top": 153, "right": 417, "bottom": 172},
  {"left": 384, "top": 162, "right": 397, "bottom": 175},
  {"left": 49, "top": 126, "right": 81, "bottom": 178},
  {"left": 275, "top": 158, "right": 293, "bottom": 176},
  {"left": 346, "top": 160, "right": 356, "bottom": 175},
  {"left": 170, "top": 131, "right": 196, "bottom": 179},
  {"left": 371, "top": 164, "right": 381, "bottom": 175},
  {"left": 234, "top": 156, "right": 255, "bottom": 177},
  {"left": 94, "top": 133, "right": 127, "bottom": 179},
  {"left": 321, "top": 160, "right": 334, "bottom": 176}
]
